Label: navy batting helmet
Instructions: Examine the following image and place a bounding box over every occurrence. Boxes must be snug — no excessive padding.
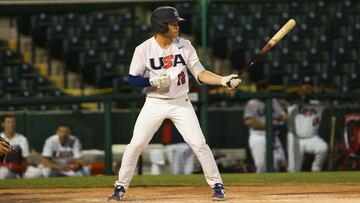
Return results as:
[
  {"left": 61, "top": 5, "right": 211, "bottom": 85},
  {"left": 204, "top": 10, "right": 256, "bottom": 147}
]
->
[{"left": 151, "top": 6, "right": 185, "bottom": 33}]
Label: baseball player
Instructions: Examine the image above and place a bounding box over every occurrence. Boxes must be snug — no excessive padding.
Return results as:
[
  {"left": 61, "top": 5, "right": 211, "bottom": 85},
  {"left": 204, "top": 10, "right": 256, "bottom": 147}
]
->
[
  {"left": 287, "top": 76, "right": 328, "bottom": 172},
  {"left": 243, "top": 80, "right": 287, "bottom": 172},
  {"left": 41, "top": 123, "right": 90, "bottom": 177},
  {"left": 108, "top": 6, "right": 241, "bottom": 201},
  {"left": 0, "top": 114, "right": 42, "bottom": 179}
]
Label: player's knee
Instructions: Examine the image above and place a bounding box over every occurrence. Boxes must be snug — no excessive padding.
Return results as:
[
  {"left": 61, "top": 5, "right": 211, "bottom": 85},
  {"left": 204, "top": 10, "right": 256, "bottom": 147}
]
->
[
  {"left": 185, "top": 136, "right": 206, "bottom": 149},
  {"left": 317, "top": 142, "right": 328, "bottom": 154},
  {"left": 188, "top": 141, "right": 207, "bottom": 152},
  {"left": 0, "top": 167, "right": 12, "bottom": 179},
  {"left": 23, "top": 166, "right": 43, "bottom": 179},
  {"left": 41, "top": 167, "right": 52, "bottom": 178}
]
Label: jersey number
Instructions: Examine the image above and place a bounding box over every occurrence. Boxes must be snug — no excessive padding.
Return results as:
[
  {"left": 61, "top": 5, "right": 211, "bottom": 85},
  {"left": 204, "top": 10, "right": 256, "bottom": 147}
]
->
[
  {"left": 177, "top": 71, "right": 186, "bottom": 86},
  {"left": 312, "top": 117, "right": 320, "bottom": 126}
]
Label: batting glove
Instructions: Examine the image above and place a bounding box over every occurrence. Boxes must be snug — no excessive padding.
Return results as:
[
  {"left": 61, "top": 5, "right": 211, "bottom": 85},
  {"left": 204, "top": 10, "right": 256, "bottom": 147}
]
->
[
  {"left": 150, "top": 72, "right": 170, "bottom": 88},
  {"left": 221, "top": 74, "right": 242, "bottom": 89}
]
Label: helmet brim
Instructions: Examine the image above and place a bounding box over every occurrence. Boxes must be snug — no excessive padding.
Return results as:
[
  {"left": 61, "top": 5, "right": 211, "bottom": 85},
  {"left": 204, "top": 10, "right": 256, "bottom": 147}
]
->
[
  {"left": 169, "top": 16, "right": 185, "bottom": 22},
  {"left": 177, "top": 16, "right": 185, "bottom": 21}
]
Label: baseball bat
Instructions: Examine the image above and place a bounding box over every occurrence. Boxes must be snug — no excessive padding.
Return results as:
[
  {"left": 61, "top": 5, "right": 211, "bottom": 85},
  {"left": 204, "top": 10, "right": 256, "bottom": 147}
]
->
[
  {"left": 328, "top": 116, "right": 336, "bottom": 170},
  {"left": 238, "top": 19, "right": 296, "bottom": 75}
]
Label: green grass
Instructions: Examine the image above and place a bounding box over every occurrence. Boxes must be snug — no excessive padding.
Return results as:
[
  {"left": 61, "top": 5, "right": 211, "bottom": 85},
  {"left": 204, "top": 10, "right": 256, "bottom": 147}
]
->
[{"left": 1, "top": 171, "right": 360, "bottom": 189}]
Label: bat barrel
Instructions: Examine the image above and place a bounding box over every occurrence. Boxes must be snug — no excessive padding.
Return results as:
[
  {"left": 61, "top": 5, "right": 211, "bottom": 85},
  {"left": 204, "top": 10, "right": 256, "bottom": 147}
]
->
[
  {"left": 269, "top": 19, "right": 296, "bottom": 46},
  {"left": 238, "top": 19, "right": 296, "bottom": 76}
]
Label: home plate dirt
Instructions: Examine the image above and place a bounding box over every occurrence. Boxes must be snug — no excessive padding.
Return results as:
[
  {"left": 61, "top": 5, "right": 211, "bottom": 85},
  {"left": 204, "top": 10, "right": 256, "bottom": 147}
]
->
[{"left": 1, "top": 184, "right": 360, "bottom": 203}]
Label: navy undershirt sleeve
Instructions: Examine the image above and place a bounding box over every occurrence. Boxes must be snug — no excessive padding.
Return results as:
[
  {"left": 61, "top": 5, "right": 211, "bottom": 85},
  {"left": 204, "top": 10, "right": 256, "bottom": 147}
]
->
[{"left": 128, "top": 74, "right": 151, "bottom": 87}]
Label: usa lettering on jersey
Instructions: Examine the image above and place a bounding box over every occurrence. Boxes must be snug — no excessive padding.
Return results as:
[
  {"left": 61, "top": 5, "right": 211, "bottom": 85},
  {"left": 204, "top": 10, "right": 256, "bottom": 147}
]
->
[
  {"left": 55, "top": 149, "right": 74, "bottom": 160},
  {"left": 149, "top": 54, "right": 186, "bottom": 70}
]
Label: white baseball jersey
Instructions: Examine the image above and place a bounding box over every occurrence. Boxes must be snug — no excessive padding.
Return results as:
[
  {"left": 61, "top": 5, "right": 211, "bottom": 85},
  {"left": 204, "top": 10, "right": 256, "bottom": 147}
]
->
[
  {"left": 42, "top": 135, "right": 82, "bottom": 165},
  {"left": 129, "top": 36, "right": 205, "bottom": 98},
  {"left": 0, "top": 133, "right": 29, "bottom": 158},
  {"left": 294, "top": 104, "right": 323, "bottom": 138},
  {"left": 244, "top": 98, "right": 286, "bottom": 135}
]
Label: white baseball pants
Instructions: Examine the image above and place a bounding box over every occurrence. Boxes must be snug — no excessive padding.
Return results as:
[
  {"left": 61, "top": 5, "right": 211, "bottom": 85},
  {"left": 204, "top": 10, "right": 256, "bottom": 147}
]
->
[
  {"left": 287, "top": 132, "right": 328, "bottom": 172},
  {"left": 248, "top": 133, "right": 286, "bottom": 172},
  {"left": 42, "top": 166, "right": 90, "bottom": 177},
  {"left": 0, "top": 165, "right": 42, "bottom": 179},
  {"left": 116, "top": 96, "right": 223, "bottom": 189}
]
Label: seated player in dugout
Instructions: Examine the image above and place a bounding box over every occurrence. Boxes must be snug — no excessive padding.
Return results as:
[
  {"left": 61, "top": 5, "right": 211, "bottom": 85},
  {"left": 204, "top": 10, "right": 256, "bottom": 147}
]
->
[
  {"left": 286, "top": 75, "right": 330, "bottom": 172},
  {"left": 108, "top": 6, "right": 241, "bottom": 202},
  {"left": 0, "top": 114, "right": 42, "bottom": 179},
  {"left": 41, "top": 123, "right": 90, "bottom": 177}
]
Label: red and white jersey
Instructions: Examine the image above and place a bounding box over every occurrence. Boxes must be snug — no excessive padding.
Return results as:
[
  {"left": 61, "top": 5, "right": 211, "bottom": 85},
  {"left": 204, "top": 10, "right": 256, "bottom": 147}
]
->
[
  {"left": 294, "top": 104, "right": 324, "bottom": 138},
  {"left": 129, "top": 36, "right": 205, "bottom": 99},
  {"left": 0, "top": 132, "right": 29, "bottom": 158},
  {"left": 42, "top": 134, "right": 82, "bottom": 165}
]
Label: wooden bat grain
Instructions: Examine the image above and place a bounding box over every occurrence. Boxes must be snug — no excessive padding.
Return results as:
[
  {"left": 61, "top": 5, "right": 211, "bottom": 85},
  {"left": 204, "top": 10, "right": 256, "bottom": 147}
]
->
[{"left": 238, "top": 19, "right": 296, "bottom": 76}]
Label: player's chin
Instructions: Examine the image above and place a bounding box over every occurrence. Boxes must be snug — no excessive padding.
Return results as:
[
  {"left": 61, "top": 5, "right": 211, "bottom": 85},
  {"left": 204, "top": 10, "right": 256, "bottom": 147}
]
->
[{"left": 173, "top": 32, "right": 179, "bottom": 38}]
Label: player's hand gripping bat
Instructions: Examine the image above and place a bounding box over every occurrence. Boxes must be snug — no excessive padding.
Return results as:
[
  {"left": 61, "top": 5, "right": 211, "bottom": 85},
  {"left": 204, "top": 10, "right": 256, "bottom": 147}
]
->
[
  {"left": 238, "top": 19, "right": 296, "bottom": 76},
  {"left": 0, "top": 136, "right": 15, "bottom": 151}
]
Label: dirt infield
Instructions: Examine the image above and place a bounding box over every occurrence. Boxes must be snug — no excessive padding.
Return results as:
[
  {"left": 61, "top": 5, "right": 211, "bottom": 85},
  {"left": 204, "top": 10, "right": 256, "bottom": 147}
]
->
[{"left": 1, "top": 184, "right": 360, "bottom": 203}]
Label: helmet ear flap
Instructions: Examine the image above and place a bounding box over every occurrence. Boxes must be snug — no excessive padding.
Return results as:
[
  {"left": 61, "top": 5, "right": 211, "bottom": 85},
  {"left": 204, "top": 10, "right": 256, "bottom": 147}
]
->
[
  {"left": 158, "top": 22, "right": 168, "bottom": 33},
  {"left": 151, "top": 18, "right": 168, "bottom": 33}
]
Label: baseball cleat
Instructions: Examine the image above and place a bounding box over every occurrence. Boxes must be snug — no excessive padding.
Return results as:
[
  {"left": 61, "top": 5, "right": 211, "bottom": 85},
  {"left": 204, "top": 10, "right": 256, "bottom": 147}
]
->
[
  {"left": 212, "top": 183, "right": 226, "bottom": 201},
  {"left": 108, "top": 185, "right": 125, "bottom": 201}
]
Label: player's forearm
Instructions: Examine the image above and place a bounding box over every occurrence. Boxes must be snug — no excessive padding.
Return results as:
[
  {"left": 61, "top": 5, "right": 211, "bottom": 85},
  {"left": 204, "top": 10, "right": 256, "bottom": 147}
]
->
[
  {"left": 41, "top": 158, "right": 57, "bottom": 169},
  {"left": 197, "top": 70, "right": 222, "bottom": 85},
  {"left": 74, "top": 158, "right": 88, "bottom": 166},
  {"left": 42, "top": 158, "right": 66, "bottom": 170},
  {"left": 244, "top": 118, "right": 265, "bottom": 130}
]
